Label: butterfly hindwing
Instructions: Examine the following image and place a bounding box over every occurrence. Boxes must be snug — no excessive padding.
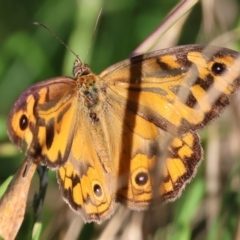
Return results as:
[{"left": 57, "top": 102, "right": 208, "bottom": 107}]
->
[
  {"left": 57, "top": 102, "right": 114, "bottom": 223},
  {"left": 102, "top": 98, "right": 202, "bottom": 207},
  {"left": 116, "top": 131, "right": 201, "bottom": 207},
  {"left": 57, "top": 158, "right": 114, "bottom": 223}
]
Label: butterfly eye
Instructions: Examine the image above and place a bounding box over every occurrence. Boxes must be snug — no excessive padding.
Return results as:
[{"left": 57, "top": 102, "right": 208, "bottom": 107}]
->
[
  {"left": 135, "top": 172, "right": 148, "bottom": 186},
  {"left": 19, "top": 114, "right": 28, "bottom": 130},
  {"left": 93, "top": 183, "right": 102, "bottom": 197},
  {"left": 211, "top": 62, "right": 226, "bottom": 76}
]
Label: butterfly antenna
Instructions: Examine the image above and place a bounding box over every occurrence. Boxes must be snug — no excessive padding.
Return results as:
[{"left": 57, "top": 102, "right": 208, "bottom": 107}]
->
[
  {"left": 33, "top": 22, "right": 81, "bottom": 63},
  {"left": 83, "top": 8, "right": 102, "bottom": 63}
]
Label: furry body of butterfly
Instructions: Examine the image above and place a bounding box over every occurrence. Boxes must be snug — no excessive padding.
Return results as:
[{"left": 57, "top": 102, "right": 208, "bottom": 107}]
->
[{"left": 7, "top": 45, "right": 240, "bottom": 223}]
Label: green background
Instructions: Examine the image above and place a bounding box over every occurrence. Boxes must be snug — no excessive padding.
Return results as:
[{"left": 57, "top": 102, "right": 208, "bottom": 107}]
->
[{"left": 1, "top": 0, "right": 240, "bottom": 239}]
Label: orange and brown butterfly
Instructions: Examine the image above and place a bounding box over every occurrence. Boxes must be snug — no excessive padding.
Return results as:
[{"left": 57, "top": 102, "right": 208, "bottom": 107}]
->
[{"left": 7, "top": 44, "right": 240, "bottom": 223}]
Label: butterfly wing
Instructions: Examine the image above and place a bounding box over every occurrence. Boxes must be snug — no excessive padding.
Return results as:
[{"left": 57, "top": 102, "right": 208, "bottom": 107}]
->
[
  {"left": 100, "top": 45, "right": 240, "bottom": 134},
  {"left": 56, "top": 103, "right": 114, "bottom": 223},
  {"left": 99, "top": 44, "right": 240, "bottom": 206},
  {"left": 99, "top": 89, "right": 202, "bottom": 207},
  {"left": 8, "top": 76, "right": 114, "bottom": 223},
  {"left": 7, "top": 77, "right": 78, "bottom": 167}
]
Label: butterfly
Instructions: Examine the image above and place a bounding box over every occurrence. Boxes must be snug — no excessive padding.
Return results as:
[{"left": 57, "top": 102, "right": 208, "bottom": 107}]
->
[{"left": 7, "top": 44, "right": 240, "bottom": 223}]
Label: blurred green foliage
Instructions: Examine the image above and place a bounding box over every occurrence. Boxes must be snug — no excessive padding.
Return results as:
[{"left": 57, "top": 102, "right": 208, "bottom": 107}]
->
[{"left": 0, "top": 0, "right": 240, "bottom": 239}]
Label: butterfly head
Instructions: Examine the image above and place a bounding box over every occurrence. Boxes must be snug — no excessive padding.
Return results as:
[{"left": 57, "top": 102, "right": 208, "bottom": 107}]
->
[{"left": 73, "top": 58, "right": 91, "bottom": 77}]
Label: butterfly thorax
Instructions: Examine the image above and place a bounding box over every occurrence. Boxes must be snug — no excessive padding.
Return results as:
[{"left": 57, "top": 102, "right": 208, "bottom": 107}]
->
[{"left": 77, "top": 73, "right": 101, "bottom": 109}]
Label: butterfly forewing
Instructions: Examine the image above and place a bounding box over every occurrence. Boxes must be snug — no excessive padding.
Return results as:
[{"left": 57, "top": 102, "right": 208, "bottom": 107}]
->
[
  {"left": 100, "top": 45, "right": 240, "bottom": 134},
  {"left": 8, "top": 78, "right": 78, "bottom": 167}
]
